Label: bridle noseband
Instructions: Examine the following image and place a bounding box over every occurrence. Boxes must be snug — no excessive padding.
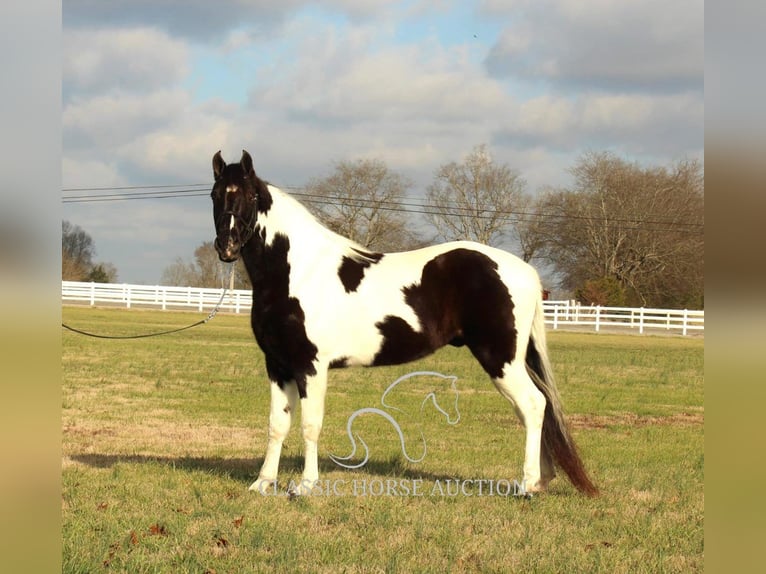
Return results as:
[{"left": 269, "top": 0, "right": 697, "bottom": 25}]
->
[{"left": 217, "top": 195, "right": 258, "bottom": 248}]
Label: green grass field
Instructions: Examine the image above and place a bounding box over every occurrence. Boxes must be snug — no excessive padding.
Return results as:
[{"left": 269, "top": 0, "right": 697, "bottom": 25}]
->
[{"left": 62, "top": 306, "right": 704, "bottom": 573}]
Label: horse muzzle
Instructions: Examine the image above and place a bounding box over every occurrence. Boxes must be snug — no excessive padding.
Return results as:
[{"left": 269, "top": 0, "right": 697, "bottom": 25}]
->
[{"left": 215, "top": 236, "right": 241, "bottom": 263}]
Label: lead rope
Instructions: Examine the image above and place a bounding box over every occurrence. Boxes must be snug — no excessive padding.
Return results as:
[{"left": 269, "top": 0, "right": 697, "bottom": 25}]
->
[{"left": 62, "top": 264, "right": 235, "bottom": 340}]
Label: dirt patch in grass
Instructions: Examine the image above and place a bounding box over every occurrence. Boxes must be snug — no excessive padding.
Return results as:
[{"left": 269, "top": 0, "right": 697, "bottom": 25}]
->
[
  {"left": 568, "top": 411, "right": 703, "bottom": 430},
  {"left": 63, "top": 417, "right": 261, "bottom": 464}
]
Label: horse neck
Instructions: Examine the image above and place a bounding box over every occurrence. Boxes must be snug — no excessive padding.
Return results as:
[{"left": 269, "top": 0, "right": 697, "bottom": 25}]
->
[
  {"left": 243, "top": 185, "right": 354, "bottom": 282},
  {"left": 261, "top": 185, "right": 345, "bottom": 248}
]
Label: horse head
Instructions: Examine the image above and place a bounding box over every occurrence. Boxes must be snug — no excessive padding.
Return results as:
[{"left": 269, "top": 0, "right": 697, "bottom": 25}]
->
[{"left": 210, "top": 149, "right": 265, "bottom": 262}]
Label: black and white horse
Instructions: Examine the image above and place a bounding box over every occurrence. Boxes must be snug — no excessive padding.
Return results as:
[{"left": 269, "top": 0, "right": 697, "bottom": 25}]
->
[{"left": 210, "top": 150, "right": 598, "bottom": 497}]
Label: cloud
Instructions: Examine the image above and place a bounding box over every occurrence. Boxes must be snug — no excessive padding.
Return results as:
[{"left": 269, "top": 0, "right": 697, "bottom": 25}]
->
[
  {"left": 493, "top": 91, "right": 703, "bottom": 157},
  {"left": 60, "top": 1, "right": 704, "bottom": 283},
  {"left": 62, "top": 157, "right": 126, "bottom": 189},
  {"left": 484, "top": 0, "right": 703, "bottom": 92},
  {"left": 64, "top": 89, "right": 193, "bottom": 151},
  {"left": 64, "top": 0, "right": 297, "bottom": 42},
  {"left": 63, "top": 0, "right": 393, "bottom": 43},
  {"left": 64, "top": 27, "right": 190, "bottom": 96},
  {"left": 118, "top": 115, "right": 235, "bottom": 182},
  {"left": 248, "top": 20, "right": 508, "bottom": 139}
]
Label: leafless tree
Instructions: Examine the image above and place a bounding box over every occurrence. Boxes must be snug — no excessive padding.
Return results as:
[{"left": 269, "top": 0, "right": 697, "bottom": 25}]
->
[
  {"left": 424, "top": 144, "right": 530, "bottom": 248},
  {"left": 62, "top": 220, "right": 118, "bottom": 282},
  {"left": 160, "top": 257, "right": 198, "bottom": 287},
  {"left": 160, "top": 241, "right": 250, "bottom": 288},
  {"left": 532, "top": 152, "right": 704, "bottom": 307},
  {"left": 62, "top": 221, "right": 94, "bottom": 280},
  {"left": 304, "top": 159, "right": 423, "bottom": 252}
]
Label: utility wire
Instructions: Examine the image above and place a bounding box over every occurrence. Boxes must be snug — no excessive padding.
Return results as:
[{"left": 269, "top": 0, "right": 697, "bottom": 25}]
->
[{"left": 62, "top": 182, "right": 704, "bottom": 234}]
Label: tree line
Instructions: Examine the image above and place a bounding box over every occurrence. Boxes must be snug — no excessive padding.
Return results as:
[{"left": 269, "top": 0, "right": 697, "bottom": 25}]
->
[
  {"left": 64, "top": 146, "right": 704, "bottom": 308},
  {"left": 61, "top": 221, "right": 118, "bottom": 283}
]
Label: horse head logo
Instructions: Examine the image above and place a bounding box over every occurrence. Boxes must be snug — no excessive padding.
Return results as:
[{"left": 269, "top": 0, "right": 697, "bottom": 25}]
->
[{"left": 330, "top": 371, "right": 460, "bottom": 469}]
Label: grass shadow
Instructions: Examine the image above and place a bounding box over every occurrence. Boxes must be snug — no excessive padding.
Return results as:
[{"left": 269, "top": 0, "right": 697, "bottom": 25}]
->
[
  {"left": 69, "top": 452, "right": 468, "bottom": 484},
  {"left": 69, "top": 453, "right": 300, "bottom": 483}
]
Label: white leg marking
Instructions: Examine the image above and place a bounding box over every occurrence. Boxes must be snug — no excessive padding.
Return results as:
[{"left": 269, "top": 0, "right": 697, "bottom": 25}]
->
[
  {"left": 250, "top": 382, "right": 298, "bottom": 493},
  {"left": 295, "top": 368, "right": 328, "bottom": 496},
  {"left": 492, "top": 362, "right": 548, "bottom": 492}
]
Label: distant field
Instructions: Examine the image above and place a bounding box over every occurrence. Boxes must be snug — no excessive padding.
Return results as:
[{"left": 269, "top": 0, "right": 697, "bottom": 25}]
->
[{"left": 62, "top": 306, "right": 704, "bottom": 573}]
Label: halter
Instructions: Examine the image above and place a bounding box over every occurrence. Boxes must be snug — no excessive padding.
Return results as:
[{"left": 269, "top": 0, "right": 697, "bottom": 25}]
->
[{"left": 217, "top": 201, "right": 258, "bottom": 249}]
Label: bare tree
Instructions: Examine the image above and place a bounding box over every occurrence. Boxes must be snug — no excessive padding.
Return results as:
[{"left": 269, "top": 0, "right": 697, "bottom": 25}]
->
[
  {"left": 424, "top": 144, "right": 529, "bottom": 247},
  {"left": 533, "top": 152, "right": 704, "bottom": 307},
  {"left": 514, "top": 191, "right": 551, "bottom": 263},
  {"left": 160, "top": 257, "right": 197, "bottom": 287},
  {"left": 62, "top": 221, "right": 94, "bottom": 280},
  {"left": 62, "top": 220, "right": 118, "bottom": 282},
  {"left": 304, "top": 159, "right": 423, "bottom": 252},
  {"left": 160, "top": 241, "right": 250, "bottom": 288}
]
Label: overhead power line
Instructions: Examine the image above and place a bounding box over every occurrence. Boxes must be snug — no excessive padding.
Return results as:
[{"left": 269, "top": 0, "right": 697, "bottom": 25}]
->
[
  {"left": 62, "top": 182, "right": 704, "bottom": 235},
  {"left": 62, "top": 183, "right": 210, "bottom": 203}
]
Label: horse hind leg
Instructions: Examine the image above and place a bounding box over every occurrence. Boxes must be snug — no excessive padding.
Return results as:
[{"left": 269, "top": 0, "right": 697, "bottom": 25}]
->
[
  {"left": 250, "top": 381, "right": 299, "bottom": 493},
  {"left": 491, "top": 361, "right": 554, "bottom": 493}
]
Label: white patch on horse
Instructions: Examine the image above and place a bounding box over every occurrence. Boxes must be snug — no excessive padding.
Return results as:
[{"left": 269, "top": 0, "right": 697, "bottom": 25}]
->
[{"left": 257, "top": 188, "right": 425, "bottom": 365}]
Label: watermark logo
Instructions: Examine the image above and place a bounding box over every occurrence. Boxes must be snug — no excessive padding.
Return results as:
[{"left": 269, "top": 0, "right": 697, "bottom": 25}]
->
[
  {"left": 330, "top": 371, "right": 461, "bottom": 469},
  {"left": 258, "top": 477, "right": 531, "bottom": 498}
]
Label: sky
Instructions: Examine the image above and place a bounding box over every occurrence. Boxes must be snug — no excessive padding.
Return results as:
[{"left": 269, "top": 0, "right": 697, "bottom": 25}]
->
[{"left": 62, "top": 0, "right": 704, "bottom": 284}]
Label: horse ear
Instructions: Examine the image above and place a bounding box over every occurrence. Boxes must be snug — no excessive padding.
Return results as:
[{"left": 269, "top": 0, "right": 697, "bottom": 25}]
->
[
  {"left": 240, "top": 150, "right": 254, "bottom": 177},
  {"left": 213, "top": 151, "right": 226, "bottom": 180}
]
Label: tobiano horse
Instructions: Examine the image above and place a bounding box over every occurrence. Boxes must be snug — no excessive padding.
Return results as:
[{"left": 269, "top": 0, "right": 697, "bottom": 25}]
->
[{"left": 210, "top": 150, "right": 598, "bottom": 497}]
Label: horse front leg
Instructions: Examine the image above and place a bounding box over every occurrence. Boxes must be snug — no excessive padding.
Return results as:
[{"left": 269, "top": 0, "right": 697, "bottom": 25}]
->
[
  {"left": 250, "top": 381, "right": 299, "bottom": 493},
  {"left": 294, "top": 367, "right": 328, "bottom": 496}
]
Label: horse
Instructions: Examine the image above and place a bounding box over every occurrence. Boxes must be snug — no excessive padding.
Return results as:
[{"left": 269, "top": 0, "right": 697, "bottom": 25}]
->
[{"left": 210, "top": 149, "right": 598, "bottom": 497}]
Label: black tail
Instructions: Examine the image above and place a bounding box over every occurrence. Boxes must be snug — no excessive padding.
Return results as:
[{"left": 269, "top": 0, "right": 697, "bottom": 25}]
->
[{"left": 526, "top": 299, "right": 599, "bottom": 496}]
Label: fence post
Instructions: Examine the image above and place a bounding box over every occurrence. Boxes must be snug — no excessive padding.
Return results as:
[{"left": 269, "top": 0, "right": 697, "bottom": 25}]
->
[
  {"left": 90, "top": 282, "right": 96, "bottom": 306},
  {"left": 639, "top": 307, "right": 644, "bottom": 334},
  {"left": 595, "top": 306, "right": 601, "bottom": 332},
  {"left": 683, "top": 309, "right": 688, "bottom": 336}
]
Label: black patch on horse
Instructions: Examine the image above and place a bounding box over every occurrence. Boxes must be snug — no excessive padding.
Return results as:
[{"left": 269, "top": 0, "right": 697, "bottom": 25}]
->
[
  {"left": 337, "top": 248, "right": 384, "bottom": 293},
  {"left": 373, "top": 248, "right": 516, "bottom": 378},
  {"left": 254, "top": 178, "right": 273, "bottom": 214},
  {"left": 329, "top": 357, "right": 349, "bottom": 369},
  {"left": 241, "top": 231, "right": 318, "bottom": 398}
]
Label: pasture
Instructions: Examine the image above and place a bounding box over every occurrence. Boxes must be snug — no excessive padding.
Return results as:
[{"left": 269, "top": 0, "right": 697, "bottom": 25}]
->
[{"left": 62, "top": 306, "right": 704, "bottom": 573}]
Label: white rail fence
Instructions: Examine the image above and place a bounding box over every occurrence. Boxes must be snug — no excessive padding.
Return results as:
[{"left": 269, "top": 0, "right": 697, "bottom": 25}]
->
[{"left": 62, "top": 281, "right": 704, "bottom": 336}]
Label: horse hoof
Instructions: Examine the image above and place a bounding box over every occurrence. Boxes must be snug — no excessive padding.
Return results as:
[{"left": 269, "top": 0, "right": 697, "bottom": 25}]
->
[
  {"left": 249, "top": 478, "right": 276, "bottom": 494},
  {"left": 523, "top": 480, "right": 549, "bottom": 496}
]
